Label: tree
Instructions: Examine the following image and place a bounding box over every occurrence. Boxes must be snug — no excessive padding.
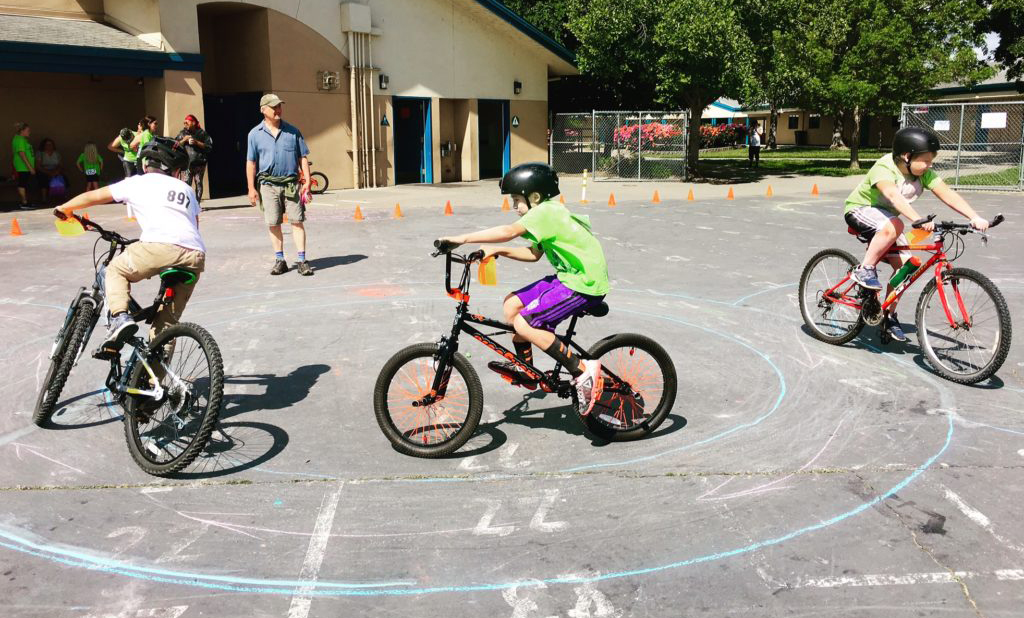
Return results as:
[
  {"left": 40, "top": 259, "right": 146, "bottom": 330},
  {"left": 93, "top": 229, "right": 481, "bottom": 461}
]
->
[
  {"left": 985, "top": 0, "right": 1024, "bottom": 90},
  {"left": 569, "top": 0, "right": 756, "bottom": 177}
]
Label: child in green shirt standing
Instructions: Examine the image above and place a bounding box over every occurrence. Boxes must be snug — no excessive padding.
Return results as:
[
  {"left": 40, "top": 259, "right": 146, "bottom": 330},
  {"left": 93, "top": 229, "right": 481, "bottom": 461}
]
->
[
  {"left": 76, "top": 142, "right": 104, "bottom": 192},
  {"left": 438, "top": 163, "right": 610, "bottom": 415}
]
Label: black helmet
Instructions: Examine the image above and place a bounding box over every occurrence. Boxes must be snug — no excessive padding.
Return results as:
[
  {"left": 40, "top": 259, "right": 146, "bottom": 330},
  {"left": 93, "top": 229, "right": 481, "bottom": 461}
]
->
[
  {"left": 140, "top": 136, "right": 188, "bottom": 173},
  {"left": 893, "top": 127, "right": 940, "bottom": 159},
  {"left": 118, "top": 127, "right": 132, "bottom": 141},
  {"left": 500, "top": 163, "right": 560, "bottom": 204}
]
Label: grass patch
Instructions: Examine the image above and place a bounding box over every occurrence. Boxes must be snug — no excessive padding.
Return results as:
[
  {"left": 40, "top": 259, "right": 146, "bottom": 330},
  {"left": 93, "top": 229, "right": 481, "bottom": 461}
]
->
[
  {"left": 696, "top": 159, "right": 869, "bottom": 182},
  {"left": 948, "top": 167, "right": 1021, "bottom": 187},
  {"left": 701, "top": 147, "right": 886, "bottom": 160}
]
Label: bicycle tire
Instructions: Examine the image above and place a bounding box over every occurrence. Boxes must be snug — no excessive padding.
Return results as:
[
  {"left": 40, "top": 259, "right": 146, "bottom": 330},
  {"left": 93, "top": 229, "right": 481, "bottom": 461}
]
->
[
  {"left": 123, "top": 322, "right": 224, "bottom": 476},
  {"left": 33, "top": 303, "right": 96, "bottom": 427},
  {"left": 915, "top": 267, "right": 1012, "bottom": 385},
  {"left": 579, "top": 333, "right": 677, "bottom": 441},
  {"left": 310, "top": 172, "right": 328, "bottom": 194},
  {"left": 799, "top": 248, "right": 865, "bottom": 345},
  {"left": 374, "top": 343, "right": 482, "bottom": 457}
]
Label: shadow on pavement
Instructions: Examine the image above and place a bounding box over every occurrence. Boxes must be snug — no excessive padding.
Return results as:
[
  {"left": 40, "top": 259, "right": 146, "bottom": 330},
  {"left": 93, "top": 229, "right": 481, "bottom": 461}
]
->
[
  {"left": 307, "top": 254, "right": 367, "bottom": 271},
  {"left": 169, "top": 420, "right": 290, "bottom": 479},
  {"left": 220, "top": 363, "right": 331, "bottom": 420}
]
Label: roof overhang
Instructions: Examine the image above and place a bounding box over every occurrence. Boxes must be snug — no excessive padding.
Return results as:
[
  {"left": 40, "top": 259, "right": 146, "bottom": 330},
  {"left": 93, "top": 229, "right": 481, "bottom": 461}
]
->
[{"left": 0, "top": 40, "right": 202, "bottom": 76}]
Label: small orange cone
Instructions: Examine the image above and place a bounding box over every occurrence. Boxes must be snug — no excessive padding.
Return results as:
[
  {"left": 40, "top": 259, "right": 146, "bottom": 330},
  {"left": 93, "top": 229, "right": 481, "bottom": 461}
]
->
[
  {"left": 10, "top": 218, "right": 23, "bottom": 236},
  {"left": 608, "top": 193, "right": 616, "bottom": 207},
  {"left": 501, "top": 196, "right": 510, "bottom": 211},
  {"left": 444, "top": 200, "right": 454, "bottom": 216},
  {"left": 282, "top": 213, "right": 288, "bottom": 223},
  {"left": 126, "top": 216, "right": 137, "bottom": 223},
  {"left": 811, "top": 184, "right": 820, "bottom": 196},
  {"left": 354, "top": 205, "right": 364, "bottom": 221},
  {"left": 727, "top": 187, "right": 735, "bottom": 200},
  {"left": 559, "top": 194, "right": 566, "bottom": 204},
  {"left": 652, "top": 190, "right": 661, "bottom": 203},
  {"left": 393, "top": 203, "right": 404, "bottom": 218},
  {"left": 687, "top": 188, "right": 695, "bottom": 201},
  {"left": 765, "top": 185, "right": 774, "bottom": 198}
]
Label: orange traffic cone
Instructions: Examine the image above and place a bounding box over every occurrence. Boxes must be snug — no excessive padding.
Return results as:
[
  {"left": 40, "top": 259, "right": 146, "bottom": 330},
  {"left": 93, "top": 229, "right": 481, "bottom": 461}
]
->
[
  {"left": 765, "top": 185, "right": 774, "bottom": 198},
  {"left": 354, "top": 205, "right": 364, "bottom": 221},
  {"left": 9, "top": 218, "right": 23, "bottom": 236},
  {"left": 608, "top": 193, "right": 616, "bottom": 207},
  {"left": 687, "top": 188, "right": 695, "bottom": 202},
  {"left": 652, "top": 190, "right": 661, "bottom": 203},
  {"left": 727, "top": 187, "right": 735, "bottom": 200},
  {"left": 559, "top": 194, "right": 566, "bottom": 204},
  {"left": 444, "top": 200, "right": 454, "bottom": 216},
  {"left": 811, "top": 184, "right": 820, "bottom": 196},
  {"left": 393, "top": 203, "right": 404, "bottom": 218},
  {"left": 501, "top": 196, "right": 510, "bottom": 211}
]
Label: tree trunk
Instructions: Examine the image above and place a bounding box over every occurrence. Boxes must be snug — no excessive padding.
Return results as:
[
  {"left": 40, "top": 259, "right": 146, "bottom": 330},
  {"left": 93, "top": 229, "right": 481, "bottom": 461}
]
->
[
  {"left": 686, "top": 99, "right": 704, "bottom": 179},
  {"left": 829, "top": 113, "right": 846, "bottom": 150},
  {"left": 768, "top": 105, "right": 779, "bottom": 149},
  {"left": 849, "top": 106, "right": 861, "bottom": 170}
]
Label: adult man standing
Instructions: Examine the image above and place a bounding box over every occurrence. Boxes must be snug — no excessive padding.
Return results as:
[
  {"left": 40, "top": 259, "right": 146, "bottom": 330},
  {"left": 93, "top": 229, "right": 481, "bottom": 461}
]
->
[{"left": 246, "top": 94, "right": 313, "bottom": 276}]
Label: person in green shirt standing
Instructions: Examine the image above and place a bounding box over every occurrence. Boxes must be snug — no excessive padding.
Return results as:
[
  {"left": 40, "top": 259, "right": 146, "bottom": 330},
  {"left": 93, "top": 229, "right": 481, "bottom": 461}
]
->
[
  {"left": 76, "top": 142, "right": 104, "bottom": 192},
  {"left": 11, "top": 122, "right": 36, "bottom": 209},
  {"left": 108, "top": 126, "right": 139, "bottom": 178},
  {"left": 438, "top": 163, "right": 610, "bottom": 415},
  {"left": 130, "top": 115, "right": 158, "bottom": 174},
  {"left": 844, "top": 126, "right": 990, "bottom": 341}
]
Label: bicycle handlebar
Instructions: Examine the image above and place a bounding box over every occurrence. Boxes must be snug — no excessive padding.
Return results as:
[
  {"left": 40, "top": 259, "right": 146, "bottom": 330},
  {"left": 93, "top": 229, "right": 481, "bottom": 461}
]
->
[
  {"left": 55, "top": 210, "right": 136, "bottom": 246},
  {"left": 912, "top": 213, "right": 1004, "bottom": 232}
]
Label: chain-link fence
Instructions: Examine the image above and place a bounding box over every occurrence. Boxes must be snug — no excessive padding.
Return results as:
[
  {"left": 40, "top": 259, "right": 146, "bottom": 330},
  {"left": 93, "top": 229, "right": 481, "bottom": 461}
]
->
[
  {"left": 901, "top": 101, "right": 1024, "bottom": 191},
  {"left": 551, "top": 111, "right": 689, "bottom": 181}
]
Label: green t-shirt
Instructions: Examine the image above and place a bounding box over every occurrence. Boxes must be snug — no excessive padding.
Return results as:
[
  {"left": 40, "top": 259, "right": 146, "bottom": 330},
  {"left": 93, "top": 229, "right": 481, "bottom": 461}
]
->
[
  {"left": 119, "top": 134, "right": 137, "bottom": 162},
  {"left": 519, "top": 199, "right": 610, "bottom": 296},
  {"left": 77, "top": 153, "right": 103, "bottom": 175},
  {"left": 12, "top": 134, "right": 34, "bottom": 172},
  {"left": 137, "top": 129, "right": 154, "bottom": 152},
  {"left": 844, "top": 153, "right": 943, "bottom": 215}
]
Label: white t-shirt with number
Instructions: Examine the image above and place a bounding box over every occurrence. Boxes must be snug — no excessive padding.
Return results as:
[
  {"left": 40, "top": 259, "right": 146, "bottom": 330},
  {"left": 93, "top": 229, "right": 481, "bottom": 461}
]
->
[{"left": 109, "top": 173, "right": 205, "bottom": 253}]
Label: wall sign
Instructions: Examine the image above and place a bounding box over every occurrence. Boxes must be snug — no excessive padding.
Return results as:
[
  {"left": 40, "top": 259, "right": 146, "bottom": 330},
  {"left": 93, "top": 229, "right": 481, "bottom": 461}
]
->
[{"left": 511, "top": 115, "right": 520, "bottom": 128}]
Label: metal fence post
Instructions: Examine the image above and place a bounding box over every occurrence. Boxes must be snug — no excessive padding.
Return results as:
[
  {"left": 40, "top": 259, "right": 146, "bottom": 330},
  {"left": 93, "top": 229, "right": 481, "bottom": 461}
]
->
[
  {"left": 955, "top": 104, "right": 965, "bottom": 188},
  {"left": 899, "top": 103, "right": 906, "bottom": 127},
  {"left": 1019, "top": 107, "right": 1024, "bottom": 190},
  {"left": 591, "top": 111, "right": 597, "bottom": 175}
]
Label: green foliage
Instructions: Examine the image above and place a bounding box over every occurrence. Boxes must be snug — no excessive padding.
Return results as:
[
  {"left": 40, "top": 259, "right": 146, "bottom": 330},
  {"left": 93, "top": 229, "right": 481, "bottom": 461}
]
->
[
  {"left": 986, "top": 0, "right": 1024, "bottom": 89},
  {"left": 500, "top": 0, "right": 575, "bottom": 47}
]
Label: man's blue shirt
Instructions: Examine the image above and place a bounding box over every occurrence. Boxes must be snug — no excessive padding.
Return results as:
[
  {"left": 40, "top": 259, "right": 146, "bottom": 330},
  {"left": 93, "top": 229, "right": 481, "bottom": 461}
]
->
[{"left": 246, "top": 121, "right": 309, "bottom": 177}]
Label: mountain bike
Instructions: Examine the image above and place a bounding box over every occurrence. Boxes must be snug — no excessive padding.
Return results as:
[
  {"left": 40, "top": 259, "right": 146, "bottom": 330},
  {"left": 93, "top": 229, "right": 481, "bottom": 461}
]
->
[
  {"left": 35, "top": 213, "right": 224, "bottom": 475},
  {"left": 799, "top": 214, "right": 1010, "bottom": 384},
  {"left": 373, "top": 240, "right": 678, "bottom": 457}
]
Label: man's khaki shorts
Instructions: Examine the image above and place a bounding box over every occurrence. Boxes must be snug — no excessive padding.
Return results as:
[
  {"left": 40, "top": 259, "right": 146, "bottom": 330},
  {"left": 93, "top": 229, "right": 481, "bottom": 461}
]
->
[{"left": 259, "top": 183, "right": 305, "bottom": 225}]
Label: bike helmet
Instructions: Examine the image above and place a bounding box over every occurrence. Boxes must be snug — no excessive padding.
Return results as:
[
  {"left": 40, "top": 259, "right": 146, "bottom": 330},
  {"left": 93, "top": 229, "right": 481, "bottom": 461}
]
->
[
  {"left": 892, "top": 127, "right": 940, "bottom": 160},
  {"left": 140, "top": 136, "right": 189, "bottom": 173},
  {"left": 500, "top": 163, "right": 560, "bottom": 205}
]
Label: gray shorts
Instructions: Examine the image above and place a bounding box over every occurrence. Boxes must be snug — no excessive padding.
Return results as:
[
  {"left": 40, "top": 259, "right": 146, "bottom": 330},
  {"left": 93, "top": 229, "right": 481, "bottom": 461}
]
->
[{"left": 259, "top": 183, "right": 305, "bottom": 225}]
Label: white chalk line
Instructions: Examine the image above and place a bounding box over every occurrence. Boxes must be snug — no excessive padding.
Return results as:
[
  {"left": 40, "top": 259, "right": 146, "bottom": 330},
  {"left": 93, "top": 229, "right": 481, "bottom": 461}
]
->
[
  {"left": 798, "top": 568, "right": 1024, "bottom": 588},
  {"left": 287, "top": 482, "right": 344, "bottom": 618}
]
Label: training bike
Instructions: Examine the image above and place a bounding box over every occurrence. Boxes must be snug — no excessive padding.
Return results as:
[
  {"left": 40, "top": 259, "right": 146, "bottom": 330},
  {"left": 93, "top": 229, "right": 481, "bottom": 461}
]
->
[
  {"left": 373, "top": 240, "right": 678, "bottom": 457},
  {"left": 798, "top": 214, "right": 1010, "bottom": 384},
  {"left": 35, "top": 213, "right": 224, "bottom": 475},
  {"left": 301, "top": 160, "right": 328, "bottom": 195}
]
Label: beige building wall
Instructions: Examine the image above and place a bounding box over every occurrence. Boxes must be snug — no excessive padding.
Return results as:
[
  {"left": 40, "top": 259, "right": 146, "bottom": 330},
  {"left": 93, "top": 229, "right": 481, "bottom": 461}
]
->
[
  {"left": 509, "top": 100, "right": 547, "bottom": 166},
  {"left": 456, "top": 99, "right": 479, "bottom": 182}
]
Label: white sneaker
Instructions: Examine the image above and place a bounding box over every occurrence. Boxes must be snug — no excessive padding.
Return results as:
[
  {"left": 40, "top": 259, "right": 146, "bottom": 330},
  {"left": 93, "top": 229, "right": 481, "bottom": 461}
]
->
[{"left": 573, "top": 359, "right": 604, "bottom": 416}]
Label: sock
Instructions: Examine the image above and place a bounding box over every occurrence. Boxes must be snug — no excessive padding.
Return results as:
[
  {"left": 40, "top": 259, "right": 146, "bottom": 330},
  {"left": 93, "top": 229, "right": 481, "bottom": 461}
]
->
[
  {"left": 275, "top": 251, "right": 284, "bottom": 261},
  {"left": 543, "top": 339, "right": 586, "bottom": 378},
  {"left": 298, "top": 251, "right": 306, "bottom": 262},
  {"left": 513, "top": 340, "right": 533, "bottom": 365}
]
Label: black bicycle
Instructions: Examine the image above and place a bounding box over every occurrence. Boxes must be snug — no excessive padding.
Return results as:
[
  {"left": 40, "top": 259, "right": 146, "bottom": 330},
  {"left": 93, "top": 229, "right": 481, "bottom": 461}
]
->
[
  {"left": 35, "top": 213, "right": 224, "bottom": 475},
  {"left": 373, "top": 240, "right": 678, "bottom": 457}
]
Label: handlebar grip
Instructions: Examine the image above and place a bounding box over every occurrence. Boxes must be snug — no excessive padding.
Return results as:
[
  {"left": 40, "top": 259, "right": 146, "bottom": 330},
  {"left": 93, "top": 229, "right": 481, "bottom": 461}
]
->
[
  {"left": 434, "top": 239, "right": 459, "bottom": 253},
  {"left": 911, "top": 215, "right": 935, "bottom": 229},
  {"left": 990, "top": 214, "right": 1004, "bottom": 228}
]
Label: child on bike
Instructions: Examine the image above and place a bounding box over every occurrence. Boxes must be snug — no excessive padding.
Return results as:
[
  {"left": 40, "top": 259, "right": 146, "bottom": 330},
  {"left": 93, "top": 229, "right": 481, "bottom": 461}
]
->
[
  {"left": 438, "top": 163, "right": 610, "bottom": 415},
  {"left": 845, "top": 126, "right": 989, "bottom": 342},
  {"left": 54, "top": 137, "right": 205, "bottom": 356}
]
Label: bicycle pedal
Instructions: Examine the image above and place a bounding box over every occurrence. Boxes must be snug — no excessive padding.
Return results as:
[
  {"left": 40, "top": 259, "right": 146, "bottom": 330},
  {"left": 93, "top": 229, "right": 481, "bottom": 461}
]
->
[{"left": 92, "top": 345, "right": 118, "bottom": 361}]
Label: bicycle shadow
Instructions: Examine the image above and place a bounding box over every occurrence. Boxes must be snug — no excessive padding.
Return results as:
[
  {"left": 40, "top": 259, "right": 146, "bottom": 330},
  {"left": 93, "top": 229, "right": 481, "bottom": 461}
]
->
[
  {"left": 306, "top": 254, "right": 367, "bottom": 272},
  {"left": 220, "top": 363, "right": 330, "bottom": 420},
  {"left": 167, "top": 420, "right": 289, "bottom": 480},
  {"left": 46, "top": 388, "right": 124, "bottom": 430}
]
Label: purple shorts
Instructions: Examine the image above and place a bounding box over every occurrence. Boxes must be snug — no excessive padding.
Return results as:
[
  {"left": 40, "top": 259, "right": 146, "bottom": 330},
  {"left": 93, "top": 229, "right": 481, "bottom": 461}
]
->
[{"left": 514, "top": 275, "right": 604, "bottom": 332}]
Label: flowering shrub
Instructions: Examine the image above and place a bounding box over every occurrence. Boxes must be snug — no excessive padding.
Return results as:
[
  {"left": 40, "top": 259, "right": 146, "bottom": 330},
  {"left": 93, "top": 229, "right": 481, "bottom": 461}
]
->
[
  {"left": 700, "top": 123, "right": 749, "bottom": 148},
  {"left": 612, "top": 122, "right": 683, "bottom": 151}
]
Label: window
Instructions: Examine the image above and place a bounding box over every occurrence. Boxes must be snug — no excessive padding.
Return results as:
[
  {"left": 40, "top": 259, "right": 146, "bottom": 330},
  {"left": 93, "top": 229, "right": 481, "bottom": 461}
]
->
[
  {"left": 787, "top": 115, "right": 799, "bottom": 130},
  {"left": 809, "top": 115, "right": 821, "bottom": 129}
]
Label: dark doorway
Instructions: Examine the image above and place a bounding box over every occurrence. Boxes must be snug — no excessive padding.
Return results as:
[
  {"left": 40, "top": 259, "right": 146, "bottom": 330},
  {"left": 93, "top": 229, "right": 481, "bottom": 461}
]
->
[
  {"left": 394, "top": 97, "right": 432, "bottom": 184},
  {"left": 203, "top": 92, "right": 262, "bottom": 198},
  {"left": 479, "top": 99, "right": 509, "bottom": 179}
]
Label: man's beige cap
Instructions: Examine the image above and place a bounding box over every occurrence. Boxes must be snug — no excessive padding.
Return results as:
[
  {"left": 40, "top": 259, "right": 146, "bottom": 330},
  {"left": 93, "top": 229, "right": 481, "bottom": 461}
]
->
[{"left": 259, "top": 93, "right": 284, "bottom": 108}]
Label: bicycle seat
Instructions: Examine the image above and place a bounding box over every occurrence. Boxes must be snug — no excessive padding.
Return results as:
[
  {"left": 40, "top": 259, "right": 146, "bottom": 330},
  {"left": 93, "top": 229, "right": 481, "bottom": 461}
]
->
[
  {"left": 579, "top": 301, "right": 609, "bottom": 318},
  {"left": 159, "top": 268, "right": 198, "bottom": 286}
]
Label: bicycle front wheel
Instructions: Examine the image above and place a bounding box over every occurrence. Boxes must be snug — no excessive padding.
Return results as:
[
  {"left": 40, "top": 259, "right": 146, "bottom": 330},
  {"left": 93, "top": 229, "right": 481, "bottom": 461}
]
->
[
  {"left": 915, "top": 267, "right": 1012, "bottom": 384},
  {"left": 123, "top": 322, "right": 224, "bottom": 476},
  {"left": 310, "top": 172, "right": 328, "bottom": 194},
  {"left": 581, "top": 333, "right": 677, "bottom": 441},
  {"left": 799, "top": 248, "right": 864, "bottom": 345},
  {"left": 34, "top": 303, "right": 96, "bottom": 427},
  {"left": 374, "top": 343, "right": 482, "bottom": 457}
]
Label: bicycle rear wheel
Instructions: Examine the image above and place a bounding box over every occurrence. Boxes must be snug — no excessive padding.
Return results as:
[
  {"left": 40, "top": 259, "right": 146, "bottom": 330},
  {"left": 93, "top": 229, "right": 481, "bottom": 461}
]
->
[
  {"left": 34, "top": 303, "right": 96, "bottom": 427},
  {"left": 799, "top": 248, "right": 864, "bottom": 344},
  {"left": 123, "top": 322, "right": 224, "bottom": 476},
  {"left": 580, "top": 333, "right": 677, "bottom": 441},
  {"left": 374, "top": 343, "right": 482, "bottom": 457},
  {"left": 915, "top": 267, "right": 1012, "bottom": 384},
  {"left": 310, "top": 172, "right": 328, "bottom": 194}
]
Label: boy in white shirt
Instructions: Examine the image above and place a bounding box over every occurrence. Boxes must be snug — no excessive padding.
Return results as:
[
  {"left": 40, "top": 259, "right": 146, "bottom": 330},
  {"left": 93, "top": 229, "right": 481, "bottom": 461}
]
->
[{"left": 54, "top": 137, "right": 206, "bottom": 354}]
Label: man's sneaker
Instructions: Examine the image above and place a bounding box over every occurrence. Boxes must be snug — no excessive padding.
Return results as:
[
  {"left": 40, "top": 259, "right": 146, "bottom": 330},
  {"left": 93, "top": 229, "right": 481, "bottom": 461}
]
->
[
  {"left": 573, "top": 359, "right": 604, "bottom": 416},
  {"left": 851, "top": 265, "right": 882, "bottom": 290},
  {"left": 18, "top": 203, "right": 34, "bottom": 210},
  {"left": 270, "top": 259, "right": 288, "bottom": 275},
  {"left": 884, "top": 313, "right": 909, "bottom": 342},
  {"left": 487, "top": 360, "right": 537, "bottom": 390},
  {"left": 296, "top": 261, "right": 314, "bottom": 276},
  {"left": 94, "top": 313, "right": 138, "bottom": 359}
]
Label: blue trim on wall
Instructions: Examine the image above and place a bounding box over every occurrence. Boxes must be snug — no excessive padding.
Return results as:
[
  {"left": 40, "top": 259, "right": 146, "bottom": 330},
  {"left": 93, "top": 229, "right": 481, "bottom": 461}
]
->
[
  {"left": 423, "top": 99, "right": 434, "bottom": 184},
  {"left": 711, "top": 100, "right": 740, "bottom": 112},
  {"left": 0, "top": 41, "right": 203, "bottom": 76},
  {"left": 473, "top": 0, "right": 575, "bottom": 65},
  {"left": 501, "top": 100, "right": 510, "bottom": 175}
]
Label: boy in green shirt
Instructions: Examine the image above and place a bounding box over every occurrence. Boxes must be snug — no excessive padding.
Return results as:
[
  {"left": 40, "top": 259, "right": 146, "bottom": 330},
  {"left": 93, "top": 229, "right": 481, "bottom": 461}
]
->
[
  {"left": 844, "top": 126, "right": 990, "bottom": 341},
  {"left": 439, "top": 163, "right": 610, "bottom": 415}
]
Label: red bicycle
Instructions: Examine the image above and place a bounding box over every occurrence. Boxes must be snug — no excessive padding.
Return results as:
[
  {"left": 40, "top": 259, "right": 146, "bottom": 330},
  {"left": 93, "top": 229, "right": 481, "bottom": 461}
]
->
[{"left": 798, "top": 214, "right": 1010, "bottom": 384}]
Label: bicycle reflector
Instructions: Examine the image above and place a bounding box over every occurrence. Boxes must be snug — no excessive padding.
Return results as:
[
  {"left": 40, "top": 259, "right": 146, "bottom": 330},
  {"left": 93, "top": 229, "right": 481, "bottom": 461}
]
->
[
  {"left": 54, "top": 218, "right": 85, "bottom": 237},
  {"left": 907, "top": 228, "right": 931, "bottom": 245},
  {"left": 477, "top": 257, "right": 497, "bottom": 286}
]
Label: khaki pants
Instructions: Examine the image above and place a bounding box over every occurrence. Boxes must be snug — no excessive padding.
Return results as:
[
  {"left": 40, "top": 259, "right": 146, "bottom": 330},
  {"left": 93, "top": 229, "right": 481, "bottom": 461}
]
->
[{"left": 107, "top": 242, "right": 206, "bottom": 340}]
